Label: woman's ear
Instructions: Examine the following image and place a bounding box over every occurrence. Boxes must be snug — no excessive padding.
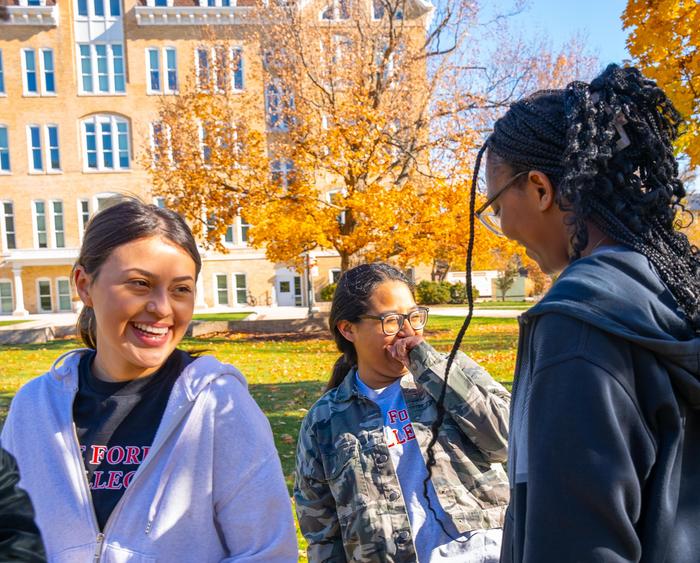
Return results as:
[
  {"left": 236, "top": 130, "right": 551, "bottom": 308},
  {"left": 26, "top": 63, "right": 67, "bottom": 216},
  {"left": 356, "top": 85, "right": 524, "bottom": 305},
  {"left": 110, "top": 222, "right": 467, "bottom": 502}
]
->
[
  {"left": 337, "top": 320, "right": 356, "bottom": 343},
  {"left": 528, "top": 170, "right": 556, "bottom": 211},
  {"left": 74, "top": 266, "right": 93, "bottom": 308}
]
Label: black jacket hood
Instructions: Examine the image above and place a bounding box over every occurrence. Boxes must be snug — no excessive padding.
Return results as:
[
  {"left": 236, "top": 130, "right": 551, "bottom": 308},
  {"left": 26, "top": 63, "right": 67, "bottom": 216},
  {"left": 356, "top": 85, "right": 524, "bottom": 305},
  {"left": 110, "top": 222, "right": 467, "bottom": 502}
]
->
[{"left": 525, "top": 247, "right": 700, "bottom": 408}]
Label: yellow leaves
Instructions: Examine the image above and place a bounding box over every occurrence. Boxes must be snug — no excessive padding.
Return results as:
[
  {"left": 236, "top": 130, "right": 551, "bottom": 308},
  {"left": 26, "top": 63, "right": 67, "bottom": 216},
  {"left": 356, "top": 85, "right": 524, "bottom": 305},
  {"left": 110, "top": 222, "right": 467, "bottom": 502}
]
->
[{"left": 623, "top": 0, "right": 700, "bottom": 166}]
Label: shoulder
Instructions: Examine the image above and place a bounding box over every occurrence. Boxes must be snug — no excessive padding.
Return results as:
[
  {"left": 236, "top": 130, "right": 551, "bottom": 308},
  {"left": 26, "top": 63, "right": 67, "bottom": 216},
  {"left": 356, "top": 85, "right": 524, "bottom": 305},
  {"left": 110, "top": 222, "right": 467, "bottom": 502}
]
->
[{"left": 301, "top": 385, "right": 346, "bottom": 431}]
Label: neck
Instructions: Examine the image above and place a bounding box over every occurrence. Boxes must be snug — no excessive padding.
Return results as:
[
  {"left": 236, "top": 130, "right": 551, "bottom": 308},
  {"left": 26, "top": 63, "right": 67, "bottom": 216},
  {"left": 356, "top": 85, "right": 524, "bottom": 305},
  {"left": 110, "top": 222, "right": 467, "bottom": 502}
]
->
[{"left": 580, "top": 223, "right": 615, "bottom": 257}]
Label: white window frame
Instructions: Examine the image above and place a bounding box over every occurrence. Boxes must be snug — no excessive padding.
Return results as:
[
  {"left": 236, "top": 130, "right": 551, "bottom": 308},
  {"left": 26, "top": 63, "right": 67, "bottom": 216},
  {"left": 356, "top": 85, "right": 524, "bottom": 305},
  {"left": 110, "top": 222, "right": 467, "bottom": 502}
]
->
[
  {"left": 81, "top": 115, "right": 131, "bottom": 172},
  {"left": 21, "top": 49, "right": 39, "bottom": 96},
  {"left": 20, "top": 0, "right": 47, "bottom": 6},
  {"left": 146, "top": 46, "right": 178, "bottom": 95},
  {"left": 0, "top": 201, "right": 16, "bottom": 252},
  {"left": 213, "top": 273, "right": 230, "bottom": 306},
  {"left": 40, "top": 48, "right": 56, "bottom": 95},
  {"left": 36, "top": 278, "right": 53, "bottom": 313},
  {"left": 320, "top": 0, "right": 350, "bottom": 21},
  {"left": 0, "top": 279, "right": 13, "bottom": 315},
  {"left": 329, "top": 268, "right": 341, "bottom": 284},
  {"left": 237, "top": 215, "right": 250, "bottom": 246},
  {"left": 195, "top": 46, "right": 244, "bottom": 93},
  {"left": 0, "top": 49, "right": 6, "bottom": 96},
  {"left": 198, "top": 0, "right": 234, "bottom": 6},
  {"left": 78, "top": 198, "right": 91, "bottom": 241},
  {"left": 56, "top": 277, "right": 72, "bottom": 312},
  {"left": 153, "top": 196, "right": 166, "bottom": 208},
  {"left": 0, "top": 125, "right": 10, "bottom": 173},
  {"left": 27, "top": 124, "right": 43, "bottom": 173},
  {"left": 270, "top": 159, "right": 295, "bottom": 190},
  {"left": 77, "top": 43, "right": 126, "bottom": 95},
  {"left": 45, "top": 124, "right": 61, "bottom": 172},
  {"left": 265, "top": 81, "right": 293, "bottom": 131},
  {"left": 146, "top": 0, "right": 173, "bottom": 7},
  {"left": 150, "top": 121, "right": 173, "bottom": 165},
  {"left": 232, "top": 272, "right": 247, "bottom": 306},
  {"left": 32, "top": 200, "right": 48, "bottom": 249},
  {"left": 50, "top": 200, "right": 65, "bottom": 248},
  {"left": 76, "top": 0, "right": 122, "bottom": 19}
]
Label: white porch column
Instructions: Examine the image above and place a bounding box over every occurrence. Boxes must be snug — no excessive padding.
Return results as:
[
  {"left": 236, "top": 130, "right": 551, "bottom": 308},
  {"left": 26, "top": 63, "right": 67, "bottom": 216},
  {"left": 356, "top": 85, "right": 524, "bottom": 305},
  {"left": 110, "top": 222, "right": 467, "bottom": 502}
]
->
[
  {"left": 195, "top": 274, "right": 207, "bottom": 310},
  {"left": 12, "top": 267, "right": 29, "bottom": 317}
]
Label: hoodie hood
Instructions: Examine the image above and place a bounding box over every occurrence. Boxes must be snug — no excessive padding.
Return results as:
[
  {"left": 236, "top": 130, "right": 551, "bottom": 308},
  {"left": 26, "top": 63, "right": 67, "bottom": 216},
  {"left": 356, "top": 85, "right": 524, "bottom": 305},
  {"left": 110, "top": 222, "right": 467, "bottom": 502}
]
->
[
  {"left": 48, "top": 349, "right": 245, "bottom": 401},
  {"left": 526, "top": 247, "right": 700, "bottom": 406}
]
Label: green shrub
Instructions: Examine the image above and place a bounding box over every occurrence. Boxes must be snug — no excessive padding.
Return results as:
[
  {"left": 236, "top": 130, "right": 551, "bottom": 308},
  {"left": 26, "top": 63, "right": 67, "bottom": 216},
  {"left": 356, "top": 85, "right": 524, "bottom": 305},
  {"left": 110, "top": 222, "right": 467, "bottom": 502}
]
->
[
  {"left": 449, "top": 282, "right": 479, "bottom": 304},
  {"left": 416, "top": 280, "right": 479, "bottom": 305},
  {"left": 319, "top": 283, "right": 337, "bottom": 302}
]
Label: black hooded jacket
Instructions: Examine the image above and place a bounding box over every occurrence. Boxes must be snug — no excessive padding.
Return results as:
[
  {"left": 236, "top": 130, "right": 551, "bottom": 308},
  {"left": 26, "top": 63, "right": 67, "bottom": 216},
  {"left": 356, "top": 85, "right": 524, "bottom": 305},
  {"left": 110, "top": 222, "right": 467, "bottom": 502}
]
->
[
  {"left": 500, "top": 247, "right": 700, "bottom": 563},
  {"left": 0, "top": 446, "right": 46, "bottom": 562}
]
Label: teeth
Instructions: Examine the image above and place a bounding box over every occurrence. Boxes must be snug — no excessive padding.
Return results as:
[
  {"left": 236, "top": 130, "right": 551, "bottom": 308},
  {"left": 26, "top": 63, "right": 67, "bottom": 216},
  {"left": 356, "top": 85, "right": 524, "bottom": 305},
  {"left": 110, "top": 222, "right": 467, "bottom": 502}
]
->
[{"left": 133, "top": 322, "right": 169, "bottom": 336}]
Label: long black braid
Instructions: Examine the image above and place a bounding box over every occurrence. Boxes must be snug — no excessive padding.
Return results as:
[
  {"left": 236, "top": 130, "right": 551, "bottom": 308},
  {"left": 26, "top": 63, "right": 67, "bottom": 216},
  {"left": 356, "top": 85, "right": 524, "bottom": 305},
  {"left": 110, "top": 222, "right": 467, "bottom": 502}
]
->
[{"left": 421, "top": 64, "right": 700, "bottom": 539}]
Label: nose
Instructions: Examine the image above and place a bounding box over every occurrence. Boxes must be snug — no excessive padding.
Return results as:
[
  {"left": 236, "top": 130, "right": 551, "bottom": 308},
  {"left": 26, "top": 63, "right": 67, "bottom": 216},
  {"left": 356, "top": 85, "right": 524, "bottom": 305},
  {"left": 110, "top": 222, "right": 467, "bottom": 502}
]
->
[
  {"left": 397, "top": 316, "right": 416, "bottom": 337},
  {"left": 146, "top": 288, "right": 172, "bottom": 318}
]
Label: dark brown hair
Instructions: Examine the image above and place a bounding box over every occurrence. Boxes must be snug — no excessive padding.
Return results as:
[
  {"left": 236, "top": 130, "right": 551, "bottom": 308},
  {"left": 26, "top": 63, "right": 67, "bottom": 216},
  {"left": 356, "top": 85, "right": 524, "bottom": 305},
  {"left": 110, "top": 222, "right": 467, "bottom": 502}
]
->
[
  {"left": 326, "top": 263, "right": 412, "bottom": 390},
  {"left": 73, "top": 197, "right": 201, "bottom": 349}
]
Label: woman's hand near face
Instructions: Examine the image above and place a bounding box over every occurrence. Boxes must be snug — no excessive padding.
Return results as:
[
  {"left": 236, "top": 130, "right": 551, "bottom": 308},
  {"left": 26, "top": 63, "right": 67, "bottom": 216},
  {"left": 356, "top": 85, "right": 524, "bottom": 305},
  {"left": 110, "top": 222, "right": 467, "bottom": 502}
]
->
[{"left": 387, "top": 335, "right": 425, "bottom": 368}]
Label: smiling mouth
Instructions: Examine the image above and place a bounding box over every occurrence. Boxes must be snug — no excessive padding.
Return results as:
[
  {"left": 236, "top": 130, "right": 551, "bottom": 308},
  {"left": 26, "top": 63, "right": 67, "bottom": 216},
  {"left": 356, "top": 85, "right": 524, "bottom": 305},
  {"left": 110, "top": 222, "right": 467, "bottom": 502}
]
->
[{"left": 131, "top": 322, "right": 171, "bottom": 338}]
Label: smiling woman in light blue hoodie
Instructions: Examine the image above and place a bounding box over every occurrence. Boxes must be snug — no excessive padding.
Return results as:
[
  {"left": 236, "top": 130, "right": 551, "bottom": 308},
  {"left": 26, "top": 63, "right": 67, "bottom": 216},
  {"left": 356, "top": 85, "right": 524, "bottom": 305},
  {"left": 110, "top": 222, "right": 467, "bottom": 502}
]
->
[{"left": 1, "top": 199, "right": 297, "bottom": 562}]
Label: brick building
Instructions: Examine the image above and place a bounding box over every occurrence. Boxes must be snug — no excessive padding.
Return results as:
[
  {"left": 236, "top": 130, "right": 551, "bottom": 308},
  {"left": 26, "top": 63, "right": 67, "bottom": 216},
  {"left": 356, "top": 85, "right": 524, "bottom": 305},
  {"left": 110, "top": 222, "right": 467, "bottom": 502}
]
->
[{"left": 0, "top": 0, "right": 431, "bottom": 316}]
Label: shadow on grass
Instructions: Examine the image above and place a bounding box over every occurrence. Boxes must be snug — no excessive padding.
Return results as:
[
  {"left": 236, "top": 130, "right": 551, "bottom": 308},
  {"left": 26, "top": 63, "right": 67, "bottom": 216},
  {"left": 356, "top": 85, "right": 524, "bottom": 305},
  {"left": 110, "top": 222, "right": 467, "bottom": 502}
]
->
[
  {"left": 249, "top": 380, "right": 327, "bottom": 494},
  {"left": 0, "top": 339, "right": 79, "bottom": 352}
]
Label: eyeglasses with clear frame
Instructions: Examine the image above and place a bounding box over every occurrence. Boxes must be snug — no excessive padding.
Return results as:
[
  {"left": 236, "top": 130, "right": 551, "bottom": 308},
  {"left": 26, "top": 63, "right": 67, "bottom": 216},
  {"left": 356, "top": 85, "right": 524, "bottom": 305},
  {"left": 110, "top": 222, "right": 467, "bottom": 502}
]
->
[
  {"left": 474, "top": 170, "right": 529, "bottom": 237},
  {"left": 358, "top": 306, "right": 430, "bottom": 336}
]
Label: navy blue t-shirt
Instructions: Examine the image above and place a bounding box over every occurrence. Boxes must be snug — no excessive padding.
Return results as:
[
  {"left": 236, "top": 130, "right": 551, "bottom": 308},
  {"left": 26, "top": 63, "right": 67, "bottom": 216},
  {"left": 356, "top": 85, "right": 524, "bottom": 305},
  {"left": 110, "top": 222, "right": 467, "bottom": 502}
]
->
[{"left": 73, "top": 349, "right": 192, "bottom": 530}]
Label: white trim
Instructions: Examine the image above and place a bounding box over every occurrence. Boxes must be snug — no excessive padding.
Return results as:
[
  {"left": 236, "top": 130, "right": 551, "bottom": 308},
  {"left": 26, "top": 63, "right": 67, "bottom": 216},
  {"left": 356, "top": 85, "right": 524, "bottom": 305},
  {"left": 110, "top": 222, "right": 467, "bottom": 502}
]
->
[
  {"left": 26, "top": 124, "right": 43, "bottom": 173},
  {"left": 55, "top": 277, "right": 72, "bottom": 312},
  {"left": 31, "top": 200, "right": 48, "bottom": 249},
  {"left": 213, "top": 272, "right": 230, "bottom": 306},
  {"left": 0, "top": 49, "right": 6, "bottom": 97},
  {"left": 237, "top": 215, "right": 250, "bottom": 247},
  {"left": 0, "top": 201, "right": 16, "bottom": 252},
  {"left": 39, "top": 48, "right": 56, "bottom": 96},
  {"left": 77, "top": 198, "right": 91, "bottom": 242},
  {"left": 231, "top": 272, "right": 247, "bottom": 306},
  {"left": 21, "top": 49, "right": 39, "bottom": 97},
  {"left": 1, "top": 4, "right": 59, "bottom": 25},
  {"left": 44, "top": 124, "right": 61, "bottom": 173},
  {"left": 49, "top": 199, "right": 65, "bottom": 248},
  {"left": 36, "top": 277, "right": 53, "bottom": 312},
  {"left": 76, "top": 43, "right": 126, "bottom": 96},
  {"left": 75, "top": 0, "right": 122, "bottom": 20},
  {"left": 0, "top": 124, "right": 10, "bottom": 173},
  {"left": 0, "top": 279, "right": 14, "bottom": 316},
  {"left": 81, "top": 115, "right": 131, "bottom": 172},
  {"left": 328, "top": 268, "right": 341, "bottom": 284},
  {"left": 194, "top": 46, "right": 244, "bottom": 94}
]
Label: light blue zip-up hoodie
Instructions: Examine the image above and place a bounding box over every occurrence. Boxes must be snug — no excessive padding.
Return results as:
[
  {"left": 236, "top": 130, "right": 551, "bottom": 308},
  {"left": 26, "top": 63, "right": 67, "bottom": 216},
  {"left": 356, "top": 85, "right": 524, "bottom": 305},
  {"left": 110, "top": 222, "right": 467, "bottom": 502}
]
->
[{"left": 1, "top": 350, "right": 298, "bottom": 563}]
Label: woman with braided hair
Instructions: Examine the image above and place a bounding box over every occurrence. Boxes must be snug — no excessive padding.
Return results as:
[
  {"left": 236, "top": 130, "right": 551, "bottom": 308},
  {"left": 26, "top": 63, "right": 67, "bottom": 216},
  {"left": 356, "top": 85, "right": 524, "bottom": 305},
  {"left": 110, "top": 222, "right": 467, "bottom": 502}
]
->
[{"left": 469, "top": 64, "right": 700, "bottom": 562}]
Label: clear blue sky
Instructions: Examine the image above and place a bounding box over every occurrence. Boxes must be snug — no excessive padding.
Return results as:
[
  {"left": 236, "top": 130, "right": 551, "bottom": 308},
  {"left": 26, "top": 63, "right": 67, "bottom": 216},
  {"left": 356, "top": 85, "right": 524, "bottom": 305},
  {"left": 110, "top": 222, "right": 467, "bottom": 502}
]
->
[{"left": 499, "top": 0, "right": 631, "bottom": 66}]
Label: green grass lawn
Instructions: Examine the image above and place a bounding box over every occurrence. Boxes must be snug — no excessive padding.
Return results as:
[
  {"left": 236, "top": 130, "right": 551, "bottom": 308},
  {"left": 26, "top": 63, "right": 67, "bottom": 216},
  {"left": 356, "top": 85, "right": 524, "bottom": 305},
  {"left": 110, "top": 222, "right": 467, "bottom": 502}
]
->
[
  {"left": 192, "top": 312, "right": 254, "bottom": 321},
  {"left": 0, "top": 315, "right": 518, "bottom": 560},
  {"left": 0, "top": 319, "right": 32, "bottom": 327}
]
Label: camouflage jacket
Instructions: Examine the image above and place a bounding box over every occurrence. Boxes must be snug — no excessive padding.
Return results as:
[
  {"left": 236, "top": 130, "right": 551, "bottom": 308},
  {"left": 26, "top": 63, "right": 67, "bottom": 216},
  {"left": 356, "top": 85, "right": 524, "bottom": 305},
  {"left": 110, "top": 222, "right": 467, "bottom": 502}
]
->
[{"left": 294, "top": 342, "right": 511, "bottom": 562}]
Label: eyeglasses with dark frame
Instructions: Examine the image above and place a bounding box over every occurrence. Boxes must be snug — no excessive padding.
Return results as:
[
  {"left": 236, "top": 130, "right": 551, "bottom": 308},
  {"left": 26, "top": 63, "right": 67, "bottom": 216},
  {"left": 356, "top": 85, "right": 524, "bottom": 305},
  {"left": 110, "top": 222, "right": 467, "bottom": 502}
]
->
[
  {"left": 474, "top": 170, "right": 529, "bottom": 237},
  {"left": 358, "top": 306, "right": 430, "bottom": 336}
]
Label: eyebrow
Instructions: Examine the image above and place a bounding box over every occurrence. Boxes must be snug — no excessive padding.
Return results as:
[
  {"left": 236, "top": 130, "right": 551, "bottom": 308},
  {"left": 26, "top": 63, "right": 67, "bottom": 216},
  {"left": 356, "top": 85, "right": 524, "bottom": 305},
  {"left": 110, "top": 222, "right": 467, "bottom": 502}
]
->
[{"left": 125, "top": 268, "right": 195, "bottom": 282}]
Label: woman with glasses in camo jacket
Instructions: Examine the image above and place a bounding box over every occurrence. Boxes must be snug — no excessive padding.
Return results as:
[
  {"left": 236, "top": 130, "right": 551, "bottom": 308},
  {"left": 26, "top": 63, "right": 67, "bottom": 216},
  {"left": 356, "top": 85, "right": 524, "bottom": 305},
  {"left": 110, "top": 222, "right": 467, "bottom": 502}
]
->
[{"left": 294, "top": 262, "right": 510, "bottom": 562}]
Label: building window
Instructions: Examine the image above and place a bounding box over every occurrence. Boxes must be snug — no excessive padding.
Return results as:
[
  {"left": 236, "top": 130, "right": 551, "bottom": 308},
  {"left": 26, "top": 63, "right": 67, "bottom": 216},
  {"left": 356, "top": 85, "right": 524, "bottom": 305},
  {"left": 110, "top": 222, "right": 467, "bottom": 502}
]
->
[
  {"left": 51, "top": 200, "right": 65, "bottom": 248},
  {"left": 199, "top": 0, "right": 234, "bottom": 6},
  {"left": 0, "top": 281, "right": 12, "bottom": 315},
  {"left": 239, "top": 215, "right": 250, "bottom": 244},
  {"left": 78, "top": 44, "right": 126, "bottom": 94},
  {"left": 215, "top": 274, "right": 229, "bottom": 305},
  {"left": 154, "top": 197, "right": 166, "bottom": 208},
  {"left": 372, "top": 0, "right": 402, "bottom": 20},
  {"left": 321, "top": 0, "right": 349, "bottom": 20},
  {"left": 224, "top": 225, "right": 234, "bottom": 245},
  {"left": 21, "top": 49, "right": 55, "bottom": 96},
  {"left": 96, "top": 193, "right": 123, "bottom": 212},
  {"left": 0, "top": 50, "right": 5, "bottom": 95},
  {"left": 146, "top": 47, "right": 178, "bottom": 94},
  {"left": 78, "top": 0, "right": 121, "bottom": 17},
  {"left": 27, "top": 125, "right": 60, "bottom": 173},
  {"left": 28, "top": 125, "right": 43, "bottom": 172},
  {"left": 79, "top": 199, "right": 90, "bottom": 239},
  {"left": 327, "top": 190, "right": 347, "bottom": 225},
  {"left": 0, "top": 126, "right": 9, "bottom": 172},
  {"left": 1, "top": 202, "right": 16, "bottom": 250},
  {"left": 82, "top": 115, "right": 130, "bottom": 171},
  {"left": 37, "top": 279, "right": 52, "bottom": 312},
  {"left": 329, "top": 268, "right": 341, "bottom": 284},
  {"left": 150, "top": 122, "right": 173, "bottom": 165},
  {"left": 56, "top": 278, "right": 72, "bottom": 311},
  {"left": 22, "top": 50, "right": 38, "bottom": 95},
  {"left": 265, "top": 82, "right": 294, "bottom": 131},
  {"left": 33, "top": 201, "right": 48, "bottom": 248},
  {"left": 233, "top": 273, "right": 247, "bottom": 305},
  {"left": 270, "top": 159, "right": 295, "bottom": 190},
  {"left": 196, "top": 47, "right": 244, "bottom": 92}
]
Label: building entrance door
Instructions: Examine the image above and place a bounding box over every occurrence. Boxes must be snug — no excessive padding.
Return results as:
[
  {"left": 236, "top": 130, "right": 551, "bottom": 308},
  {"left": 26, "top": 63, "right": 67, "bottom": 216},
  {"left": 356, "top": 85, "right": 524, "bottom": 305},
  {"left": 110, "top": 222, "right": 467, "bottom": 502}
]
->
[{"left": 275, "top": 270, "right": 303, "bottom": 307}]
